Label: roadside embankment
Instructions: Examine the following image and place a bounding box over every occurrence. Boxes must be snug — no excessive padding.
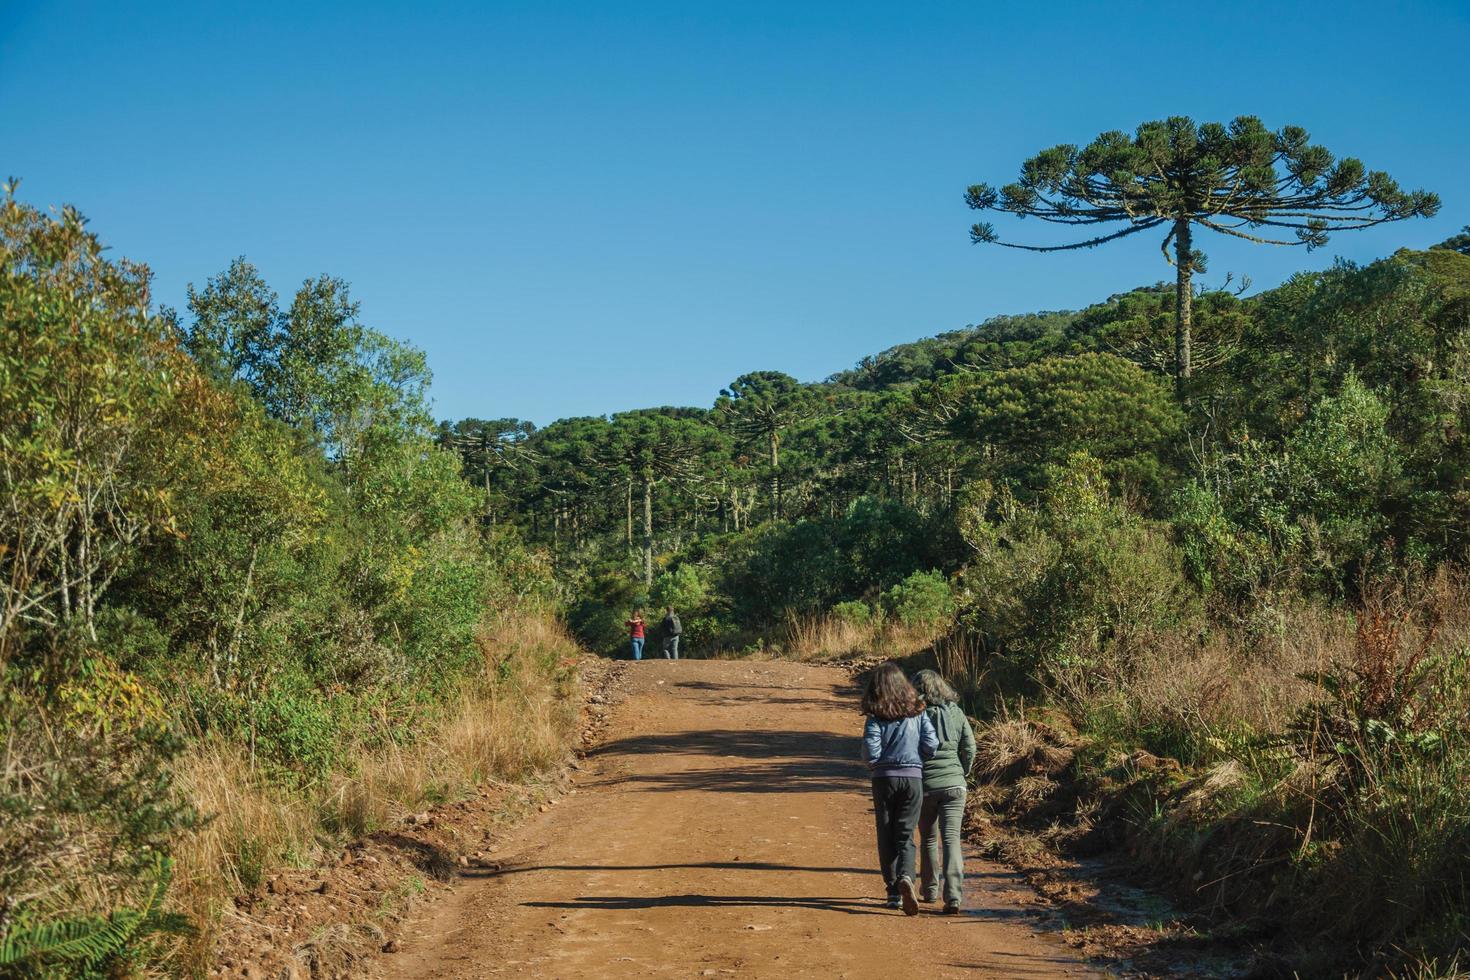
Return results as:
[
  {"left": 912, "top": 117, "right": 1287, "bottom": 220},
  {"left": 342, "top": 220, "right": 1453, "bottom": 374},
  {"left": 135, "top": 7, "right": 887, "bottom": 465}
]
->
[{"left": 178, "top": 613, "right": 609, "bottom": 978}]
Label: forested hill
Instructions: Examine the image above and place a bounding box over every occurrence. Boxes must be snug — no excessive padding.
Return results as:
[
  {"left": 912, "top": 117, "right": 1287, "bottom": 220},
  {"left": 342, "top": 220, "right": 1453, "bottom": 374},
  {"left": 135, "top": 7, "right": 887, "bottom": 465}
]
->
[
  {"left": 826, "top": 302, "right": 1110, "bottom": 390},
  {"left": 440, "top": 247, "right": 1464, "bottom": 628},
  {"left": 5, "top": 163, "right": 1470, "bottom": 975},
  {"left": 435, "top": 240, "right": 1469, "bottom": 656}
]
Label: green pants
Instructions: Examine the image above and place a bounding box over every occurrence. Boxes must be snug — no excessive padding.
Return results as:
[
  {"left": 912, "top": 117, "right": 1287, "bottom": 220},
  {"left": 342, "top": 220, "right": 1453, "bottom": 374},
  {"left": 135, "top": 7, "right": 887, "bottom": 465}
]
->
[{"left": 919, "top": 786, "right": 966, "bottom": 906}]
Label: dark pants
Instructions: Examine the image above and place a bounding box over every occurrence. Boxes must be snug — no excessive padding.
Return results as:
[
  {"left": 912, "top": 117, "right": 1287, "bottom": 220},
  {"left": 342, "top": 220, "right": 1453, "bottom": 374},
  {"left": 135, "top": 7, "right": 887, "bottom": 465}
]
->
[
  {"left": 871, "top": 776, "right": 922, "bottom": 895},
  {"left": 662, "top": 635, "right": 680, "bottom": 659}
]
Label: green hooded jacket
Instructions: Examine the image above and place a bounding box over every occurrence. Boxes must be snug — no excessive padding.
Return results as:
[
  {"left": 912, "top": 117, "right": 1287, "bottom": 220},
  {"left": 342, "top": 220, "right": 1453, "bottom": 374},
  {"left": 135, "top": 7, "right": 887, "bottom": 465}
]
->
[{"left": 921, "top": 700, "right": 976, "bottom": 793}]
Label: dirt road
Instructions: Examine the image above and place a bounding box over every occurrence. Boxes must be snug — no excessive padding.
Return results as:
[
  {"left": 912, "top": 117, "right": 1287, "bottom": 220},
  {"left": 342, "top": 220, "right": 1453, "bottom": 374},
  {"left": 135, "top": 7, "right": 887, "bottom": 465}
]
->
[{"left": 381, "top": 660, "right": 1096, "bottom": 979}]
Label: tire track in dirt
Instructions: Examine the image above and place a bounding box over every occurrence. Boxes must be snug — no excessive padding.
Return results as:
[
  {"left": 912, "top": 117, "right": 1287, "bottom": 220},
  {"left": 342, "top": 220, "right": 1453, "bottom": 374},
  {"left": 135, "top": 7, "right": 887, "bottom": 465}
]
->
[{"left": 374, "top": 660, "right": 1097, "bottom": 979}]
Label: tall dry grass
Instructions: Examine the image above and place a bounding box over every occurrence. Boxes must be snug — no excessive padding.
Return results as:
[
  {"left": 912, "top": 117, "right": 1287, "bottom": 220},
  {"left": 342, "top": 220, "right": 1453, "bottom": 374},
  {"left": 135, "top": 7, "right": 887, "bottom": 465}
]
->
[
  {"left": 780, "top": 612, "right": 941, "bottom": 662},
  {"left": 932, "top": 630, "right": 993, "bottom": 708},
  {"left": 968, "top": 566, "right": 1470, "bottom": 972},
  {"left": 1044, "top": 569, "right": 1470, "bottom": 768},
  {"left": 169, "top": 610, "right": 583, "bottom": 970}
]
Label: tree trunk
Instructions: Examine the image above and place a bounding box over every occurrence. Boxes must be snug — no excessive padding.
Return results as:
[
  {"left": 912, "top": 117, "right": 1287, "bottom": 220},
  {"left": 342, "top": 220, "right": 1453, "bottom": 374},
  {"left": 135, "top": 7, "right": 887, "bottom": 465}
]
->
[
  {"left": 57, "top": 508, "right": 72, "bottom": 622},
  {"left": 642, "top": 475, "right": 654, "bottom": 588},
  {"left": 769, "top": 430, "right": 781, "bottom": 521},
  {"left": 79, "top": 500, "right": 95, "bottom": 639},
  {"left": 1174, "top": 217, "right": 1193, "bottom": 383},
  {"left": 223, "top": 542, "right": 260, "bottom": 688},
  {"left": 625, "top": 478, "right": 633, "bottom": 549}
]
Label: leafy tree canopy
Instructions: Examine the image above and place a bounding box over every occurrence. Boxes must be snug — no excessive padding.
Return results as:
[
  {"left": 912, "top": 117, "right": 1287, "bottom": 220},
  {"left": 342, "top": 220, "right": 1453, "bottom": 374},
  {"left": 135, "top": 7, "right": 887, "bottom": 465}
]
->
[{"left": 951, "top": 352, "right": 1182, "bottom": 496}]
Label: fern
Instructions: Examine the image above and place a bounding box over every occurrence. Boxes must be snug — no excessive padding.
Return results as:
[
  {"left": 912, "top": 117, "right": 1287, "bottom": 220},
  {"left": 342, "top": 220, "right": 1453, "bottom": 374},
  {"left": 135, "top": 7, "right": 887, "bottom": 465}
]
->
[
  {"left": 0, "top": 855, "right": 191, "bottom": 976},
  {"left": 1, "top": 916, "right": 123, "bottom": 972}
]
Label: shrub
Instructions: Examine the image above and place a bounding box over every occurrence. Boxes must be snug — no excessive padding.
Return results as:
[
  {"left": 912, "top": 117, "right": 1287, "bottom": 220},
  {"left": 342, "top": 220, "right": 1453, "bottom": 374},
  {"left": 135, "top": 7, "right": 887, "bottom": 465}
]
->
[
  {"left": 831, "top": 600, "right": 873, "bottom": 626},
  {"left": 0, "top": 188, "right": 205, "bottom": 970},
  {"left": 717, "top": 497, "right": 947, "bottom": 626},
  {"left": 949, "top": 351, "right": 1183, "bottom": 501},
  {"left": 249, "top": 678, "right": 341, "bottom": 781},
  {"left": 683, "top": 614, "right": 743, "bottom": 656},
  {"left": 881, "top": 570, "right": 955, "bottom": 629},
  {"left": 650, "top": 564, "right": 710, "bottom": 613},
  {"left": 957, "top": 454, "right": 1199, "bottom": 677},
  {"left": 1173, "top": 373, "right": 1404, "bottom": 609},
  {"left": 0, "top": 669, "right": 197, "bottom": 974}
]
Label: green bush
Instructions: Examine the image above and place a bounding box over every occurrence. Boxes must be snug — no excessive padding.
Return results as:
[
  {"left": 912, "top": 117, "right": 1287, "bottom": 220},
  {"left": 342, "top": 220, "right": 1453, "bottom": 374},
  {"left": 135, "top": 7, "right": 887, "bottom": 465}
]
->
[
  {"left": 881, "top": 571, "right": 955, "bottom": 629},
  {"left": 717, "top": 497, "right": 947, "bottom": 625},
  {"left": 949, "top": 351, "right": 1183, "bottom": 502},
  {"left": 650, "top": 564, "right": 710, "bottom": 613},
  {"left": 831, "top": 600, "right": 873, "bottom": 626},
  {"left": 0, "top": 192, "right": 204, "bottom": 968},
  {"left": 1172, "top": 373, "right": 1403, "bottom": 608},
  {"left": 250, "top": 679, "right": 340, "bottom": 781},
  {"left": 0, "top": 668, "right": 197, "bottom": 973},
  {"left": 683, "top": 614, "right": 742, "bottom": 655},
  {"left": 957, "top": 454, "right": 1199, "bottom": 675}
]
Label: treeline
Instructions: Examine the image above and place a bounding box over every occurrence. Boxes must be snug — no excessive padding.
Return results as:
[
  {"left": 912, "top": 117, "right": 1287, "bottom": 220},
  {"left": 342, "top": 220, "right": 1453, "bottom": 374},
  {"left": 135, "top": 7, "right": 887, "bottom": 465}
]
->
[
  {"left": 445, "top": 238, "right": 1470, "bottom": 647},
  {"left": 0, "top": 188, "right": 571, "bottom": 973}
]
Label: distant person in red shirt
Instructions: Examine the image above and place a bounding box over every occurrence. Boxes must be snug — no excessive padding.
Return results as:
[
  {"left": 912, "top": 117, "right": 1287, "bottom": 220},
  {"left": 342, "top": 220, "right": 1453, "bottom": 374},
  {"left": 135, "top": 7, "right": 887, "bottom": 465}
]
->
[{"left": 625, "top": 609, "right": 645, "bottom": 661}]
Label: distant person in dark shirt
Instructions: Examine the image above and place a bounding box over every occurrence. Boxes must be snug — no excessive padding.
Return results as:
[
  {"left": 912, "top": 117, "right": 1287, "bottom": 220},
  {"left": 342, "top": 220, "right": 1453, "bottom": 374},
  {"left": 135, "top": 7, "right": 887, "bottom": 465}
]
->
[{"left": 660, "top": 606, "right": 682, "bottom": 659}]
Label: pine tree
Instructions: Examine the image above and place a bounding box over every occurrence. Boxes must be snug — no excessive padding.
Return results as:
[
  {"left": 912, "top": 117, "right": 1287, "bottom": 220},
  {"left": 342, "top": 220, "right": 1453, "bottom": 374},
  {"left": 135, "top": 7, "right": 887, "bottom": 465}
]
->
[{"left": 965, "top": 116, "right": 1439, "bottom": 383}]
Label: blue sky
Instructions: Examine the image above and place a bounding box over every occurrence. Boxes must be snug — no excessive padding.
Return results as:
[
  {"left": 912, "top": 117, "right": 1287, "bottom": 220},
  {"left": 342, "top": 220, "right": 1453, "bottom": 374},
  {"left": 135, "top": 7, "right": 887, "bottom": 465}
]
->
[{"left": 4, "top": 0, "right": 1468, "bottom": 425}]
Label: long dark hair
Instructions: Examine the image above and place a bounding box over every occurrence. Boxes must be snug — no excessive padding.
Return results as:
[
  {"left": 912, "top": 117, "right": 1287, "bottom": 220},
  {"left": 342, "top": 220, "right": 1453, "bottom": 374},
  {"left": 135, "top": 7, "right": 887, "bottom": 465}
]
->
[{"left": 861, "top": 661, "right": 925, "bottom": 721}]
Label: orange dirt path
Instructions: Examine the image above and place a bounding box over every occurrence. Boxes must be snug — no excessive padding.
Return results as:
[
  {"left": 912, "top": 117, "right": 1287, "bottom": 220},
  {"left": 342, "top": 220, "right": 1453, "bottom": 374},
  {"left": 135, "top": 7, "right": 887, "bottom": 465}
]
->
[{"left": 378, "top": 659, "right": 1096, "bottom": 979}]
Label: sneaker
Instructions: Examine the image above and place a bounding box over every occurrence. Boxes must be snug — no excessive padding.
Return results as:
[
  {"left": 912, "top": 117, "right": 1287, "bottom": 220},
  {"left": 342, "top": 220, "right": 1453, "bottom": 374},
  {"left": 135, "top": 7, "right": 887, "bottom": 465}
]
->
[
  {"left": 885, "top": 895, "right": 902, "bottom": 910},
  {"left": 941, "top": 903, "right": 961, "bottom": 915},
  {"left": 897, "top": 877, "right": 919, "bottom": 917}
]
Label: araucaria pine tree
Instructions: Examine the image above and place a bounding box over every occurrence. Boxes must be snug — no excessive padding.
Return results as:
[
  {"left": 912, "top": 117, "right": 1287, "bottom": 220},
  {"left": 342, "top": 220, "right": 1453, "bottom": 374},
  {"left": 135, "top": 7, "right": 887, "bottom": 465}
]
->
[{"left": 965, "top": 116, "right": 1440, "bottom": 382}]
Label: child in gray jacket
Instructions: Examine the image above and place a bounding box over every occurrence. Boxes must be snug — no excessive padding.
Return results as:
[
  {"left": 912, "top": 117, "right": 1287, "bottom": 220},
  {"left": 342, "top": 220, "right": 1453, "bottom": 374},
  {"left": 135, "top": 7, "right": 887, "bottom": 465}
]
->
[{"left": 861, "top": 661, "right": 938, "bottom": 915}]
